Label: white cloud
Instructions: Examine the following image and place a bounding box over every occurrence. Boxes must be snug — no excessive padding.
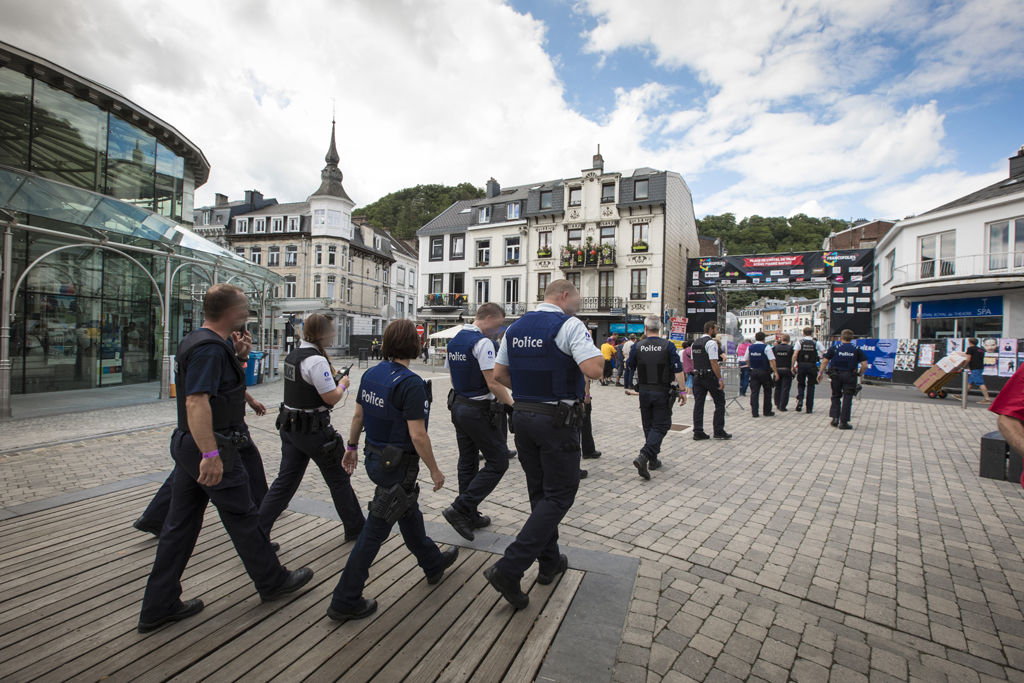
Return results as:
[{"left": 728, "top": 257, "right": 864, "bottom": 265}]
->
[{"left": 865, "top": 168, "right": 1006, "bottom": 218}]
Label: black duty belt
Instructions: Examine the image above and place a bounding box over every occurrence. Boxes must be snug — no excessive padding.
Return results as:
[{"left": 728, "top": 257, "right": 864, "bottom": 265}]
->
[
  {"left": 512, "top": 402, "right": 561, "bottom": 416},
  {"left": 452, "top": 394, "right": 491, "bottom": 409}
]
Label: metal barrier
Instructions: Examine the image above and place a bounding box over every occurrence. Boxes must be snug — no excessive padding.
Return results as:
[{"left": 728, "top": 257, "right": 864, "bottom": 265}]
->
[{"left": 720, "top": 359, "right": 745, "bottom": 412}]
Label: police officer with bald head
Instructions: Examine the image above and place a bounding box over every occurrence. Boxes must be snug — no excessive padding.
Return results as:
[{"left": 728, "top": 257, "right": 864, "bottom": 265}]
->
[
  {"left": 485, "top": 279, "right": 604, "bottom": 609},
  {"left": 627, "top": 316, "right": 687, "bottom": 479}
]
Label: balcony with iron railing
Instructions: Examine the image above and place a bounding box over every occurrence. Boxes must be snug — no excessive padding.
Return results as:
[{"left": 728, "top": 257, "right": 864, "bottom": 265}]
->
[
  {"left": 423, "top": 293, "right": 468, "bottom": 309},
  {"left": 890, "top": 252, "right": 1024, "bottom": 291},
  {"left": 558, "top": 244, "right": 617, "bottom": 269},
  {"left": 465, "top": 301, "right": 526, "bottom": 316},
  {"left": 577, "top": 296, "right": 624, "bottom": 312}
]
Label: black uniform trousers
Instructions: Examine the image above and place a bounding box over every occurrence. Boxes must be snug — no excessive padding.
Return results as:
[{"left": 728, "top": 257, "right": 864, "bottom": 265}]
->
[
  {"left": 795, "top": 364, "right": 818, "bottom": 411},
  {"left": 829, "top": 371, "right": 858, "bottom": 423},
  {"left": 138, "top": 423, "right": 268, "bottom": 530},
  {"left": 140, "top": 429, "right": 286, "bottom": 622},
  {"left": 774, "top": 369, "right": 794, "bottom": 409},
  {"left": 451, "top": 401, "right": 510, "bottom": 521},
  {"left": 749, "top": 369, "right": 774, "bottom": 416},
  {"left": 494, "top": 410, "right": 581, "bottom": 582},
  {"left": 692, "top": 375, "right": 725, "bottom": 435},
  {"left": 259, "top": 425, "right": 365, "bottom": 538},
  {"left": 639, "top": 389, "right": 673, "bottom": 463},
  {"left": 580, "top": 400, "right": 596, "bottom": 456},
  {"left": 331, "top": 451, "right": 443, "bottom": 610}
]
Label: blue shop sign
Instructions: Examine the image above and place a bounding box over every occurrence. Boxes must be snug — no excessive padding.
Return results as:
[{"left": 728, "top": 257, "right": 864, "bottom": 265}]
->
[
  {"left": 610, "top": 323, "right": 627, "bottom": 333},
  {"left": 912, "top": 296, "right": 1002, "bottom": 319}
]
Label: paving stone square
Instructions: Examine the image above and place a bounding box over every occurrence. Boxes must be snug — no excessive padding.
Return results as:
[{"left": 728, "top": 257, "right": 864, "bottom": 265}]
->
[{"left": 2, "top": 368, "right": 1023, "bottom": 682}]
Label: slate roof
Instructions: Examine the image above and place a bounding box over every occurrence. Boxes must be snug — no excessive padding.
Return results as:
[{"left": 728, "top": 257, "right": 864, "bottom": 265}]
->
[
  {"left": 238, "top": 201, "right": 310, "bottom": 217},
  {"left": 921, "top": 174, "right": 1024, "bottom": 216},
  {"left": 417, "top": 199, "right": 477, "bottom": 236}
]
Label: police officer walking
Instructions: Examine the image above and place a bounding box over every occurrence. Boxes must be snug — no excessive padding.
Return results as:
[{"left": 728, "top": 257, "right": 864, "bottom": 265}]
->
[
  {"left": 138, "top": 284, "right": 313, "bottom": 633},
  {"left": 442, "top": 303, "right": 513, "bottom": 541},
  {"left": 328, "top": 319, "right": 458, "bottom": 622},
  {"left": 484, "top": 280, "right": 604, "bottom": 609},
  {"left": 627, "top": 316, "right": 687, "bottom": 479},
  {"left": 818, "top": 329, "right": 868, "bottom": 430},
  {"left": 772, "top": 334, "right": 795, "bottom": 411},
  {"left": 794, "top": 327, "right": 826, "bottom": 413},
  {"left": 745, "top": 332, "right": 778, "bottom": 417},
  {"left": 259, "top": 313, "right": 365, "bottom": 543},
  {"left": 691, "top": 320, "right": 731, "bottom": 440}
]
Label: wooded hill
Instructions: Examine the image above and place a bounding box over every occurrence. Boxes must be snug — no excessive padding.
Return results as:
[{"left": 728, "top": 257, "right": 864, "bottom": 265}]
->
[{"left": 353, "top": 183, "right": 485, "bottom": 239}]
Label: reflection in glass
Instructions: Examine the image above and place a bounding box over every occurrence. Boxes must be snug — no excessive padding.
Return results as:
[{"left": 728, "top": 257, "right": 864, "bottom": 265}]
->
[
  {"left": 0, "top": 68, "right": 32, "bottom": 168},
  {"left": 156, "top": 142, "right": 184, "bottom": 221},
  {"left": 30, "top": 81, "right": 108, "bottom": 192},
  {"left": 106, "top": 115, "right": 155, "bottom": 209}
]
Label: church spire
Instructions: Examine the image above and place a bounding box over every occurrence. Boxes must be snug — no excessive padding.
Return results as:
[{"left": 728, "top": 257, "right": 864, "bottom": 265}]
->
[{"left": 310, "top": 118, "right": 352, "bottom": 202}]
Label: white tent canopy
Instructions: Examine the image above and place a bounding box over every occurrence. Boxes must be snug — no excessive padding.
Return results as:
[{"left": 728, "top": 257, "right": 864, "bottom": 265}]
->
[{"left": 428, "top": 324, "right": 465, "bottom": 340}]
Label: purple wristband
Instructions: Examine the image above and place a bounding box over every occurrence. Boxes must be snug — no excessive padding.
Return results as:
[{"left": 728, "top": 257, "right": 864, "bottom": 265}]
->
[
  {"left": 202, "top": 449, "right": 219, "bottom": 459},
  {"left": 346, "top": 445, "right": 358, "bottom": 452}
]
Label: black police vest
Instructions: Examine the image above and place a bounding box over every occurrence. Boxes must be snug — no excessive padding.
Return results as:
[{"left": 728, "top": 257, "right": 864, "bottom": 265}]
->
[
  {"left": 830, "top": 343, "right": 859, "bottom": 372},
  {"left": 175, "top": 328, "right": 247, "bottom": 432},
  {"left": 773, "top": 344, "right": 794, "bottom": 368},
  {"left": 796, "top": 339, "right": 819, "bottom": 364},
  {"left": 284, "top": 346, "right": 330, "bottom": 409},
  {"left": 691, "top": 335, "right": 714, "bottom": 372},
  {"left": 636, "top": 337, "right": 676, "bottom": 390}
]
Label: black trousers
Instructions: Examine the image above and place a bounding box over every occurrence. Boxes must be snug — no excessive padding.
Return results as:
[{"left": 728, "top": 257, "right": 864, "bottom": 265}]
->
[
  {"left": 494, "top": 411, "right": 581, "bottom": 582},
  {"left": 259, "top": 426, "right": 366, "bottom": 538},
  {"left": 795, "top": 364, "right": 818, "bottom": 410},
  {"left": 140, "top": 429, "right": 286, "bottom": 622},
  {"left": 774, "top": 369, "right": 793, "bottom": 409},
  {"left": 692, "top": 376, "right": 725, "bottom": 434},
  {"left": 580, "top": 400, "right": 596, "bottom": 456},
  {"left": 452, "top": 401, "right": 510, "bottom": 520},
  {"left": 749, "top": 369, "right": 774, "bottom": 416},
  {"left": 139, "top": 424, "right": 268, "bottom": 530},
  {"left": 639, "top": 390, "right": 673, "bottom": 462},
  {"left": 830, "top": 371, "right": 858, "bottom": 422}
]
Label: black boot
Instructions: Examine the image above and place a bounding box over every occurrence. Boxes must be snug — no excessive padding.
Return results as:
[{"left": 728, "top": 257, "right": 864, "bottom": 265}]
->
[
  {"left": 795, "top": 402, "right": 803, "bottom": 412},
  {"left": 831, "top": 418, "right": 839, "bottom": 427},
  {"left": 633, "top": 455, "right": 650, "bottom": 480}
]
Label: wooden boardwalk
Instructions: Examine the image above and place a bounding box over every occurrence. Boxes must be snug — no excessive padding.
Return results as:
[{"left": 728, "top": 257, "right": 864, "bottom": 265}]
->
[{"left": 0, "top": 484, "right": 584, "bottom": 683}]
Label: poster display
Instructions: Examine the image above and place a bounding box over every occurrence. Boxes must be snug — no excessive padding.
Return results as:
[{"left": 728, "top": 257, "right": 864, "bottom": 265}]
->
[
  {"left": 687, "top": 249, "right": 874, "bottom": 335},
  {"left": 918, "top": 343, "right": 935, "bottom": 368},
  {"left": 946, "top": 338, "right": 964, "bottom": 354},
  {"left": 669, "top": 317, "right": 688, "bottom": 344},
  {"left": 984, "top": 353, "right": 999, "bottom": 375},
  {"left": 854, "top": 339, "right": 897, "bottom": 379},
  {"left": 999, "top": 357, "right": 1017, "bottom": 377}
]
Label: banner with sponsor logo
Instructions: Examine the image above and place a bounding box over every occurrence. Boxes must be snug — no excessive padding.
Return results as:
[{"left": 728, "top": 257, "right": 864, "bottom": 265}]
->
[{"left": 687, "top": 249, "right": 874, "bottom": 336}]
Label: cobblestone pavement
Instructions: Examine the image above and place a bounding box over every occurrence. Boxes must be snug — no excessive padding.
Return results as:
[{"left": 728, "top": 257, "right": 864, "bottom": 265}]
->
[{"left": 2, "top": 375, "right": 1023, "bottom": 683}]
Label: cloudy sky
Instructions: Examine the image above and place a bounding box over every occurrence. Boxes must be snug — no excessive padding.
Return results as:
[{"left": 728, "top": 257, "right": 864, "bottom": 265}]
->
[{"left": 2, "top": 0, "right": 1022, "bottom": 221}]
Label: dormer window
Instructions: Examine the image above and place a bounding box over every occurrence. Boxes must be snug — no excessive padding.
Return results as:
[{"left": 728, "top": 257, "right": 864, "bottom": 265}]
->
[
  {"left": 236, "top": 218, "right": 248, "bottom": 234},
  {"left": 254, "top": 219, "right": 266, "bottom": 233},
  {"left": 507, "top": 203, "right": 520, "bottom": 220},
  {"left": 479, "top": 206, "right": 491, "bottom": 223},
  {"left": 272, "top": 218, "right": 283, "bottom": 232},
  {"left": 568, "top": 187, "right": 581, "bottom": 206},
  {"left": 540, "top": 190, "right": 552, "bottom": 210},
  {"left": 289, "top": 217, "right": 300, "bottom": 231},
  {"left": 634, "top": 179, "right": 649, "bottom": 200}
]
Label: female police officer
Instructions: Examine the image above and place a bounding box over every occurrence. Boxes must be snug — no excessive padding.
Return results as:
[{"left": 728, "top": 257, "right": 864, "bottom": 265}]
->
[
  {"left": 259, "top": 313, "right": 365, "bottom": 544},
  {"left": 327, "top": 319, "right": 459, "bottom": 621}
]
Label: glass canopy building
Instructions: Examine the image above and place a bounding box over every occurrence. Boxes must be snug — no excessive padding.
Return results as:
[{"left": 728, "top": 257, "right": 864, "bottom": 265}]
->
[{"left": 0, "top": 41, "right": 281, "bottom": 406}]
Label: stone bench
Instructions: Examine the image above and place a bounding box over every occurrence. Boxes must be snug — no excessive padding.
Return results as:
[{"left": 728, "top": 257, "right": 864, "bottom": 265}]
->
[{"left": 980, "top": 431, "right": 1024, "bottom": 482}]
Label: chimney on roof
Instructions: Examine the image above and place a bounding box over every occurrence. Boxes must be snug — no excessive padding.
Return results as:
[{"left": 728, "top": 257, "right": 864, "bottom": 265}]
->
[
  {"left": 244, "top": 190, "right": 263, "bottom": 206},
  {"left": 1011, "top": 146, "right": 1024, "bottom": 178},
  {"left": 215, "top": 193, "right": 228, "bottom": 206},
  {"left": 593, "top": 144, "right": 604, "bottom": 172},
  {"left": 486, "top": 178, "right": 501, "bottom": 198}
]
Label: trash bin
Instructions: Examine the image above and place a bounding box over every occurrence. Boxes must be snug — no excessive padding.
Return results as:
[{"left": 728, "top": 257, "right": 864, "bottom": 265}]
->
[
  {"left": 245, "top": 351, "right": 263, "bottom": 386},
  {"left": 358, "top": 348, "right": 368, "bottom": 367}
]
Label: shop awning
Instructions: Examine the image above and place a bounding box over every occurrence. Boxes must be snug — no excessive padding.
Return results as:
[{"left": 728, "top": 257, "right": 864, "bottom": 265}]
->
[{"left": 429, "top": 324, "right": 466, "bottom": 339}]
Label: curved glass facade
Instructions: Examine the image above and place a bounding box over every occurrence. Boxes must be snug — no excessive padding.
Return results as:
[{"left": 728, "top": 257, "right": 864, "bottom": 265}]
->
[{"left": 0, "top": 67, "right": 189, "bottom": 223}]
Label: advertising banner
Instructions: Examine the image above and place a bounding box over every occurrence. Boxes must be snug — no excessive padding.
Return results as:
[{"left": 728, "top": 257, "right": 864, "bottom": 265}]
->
[
  {"left": 854, "top": 339, "right": 897, "bottom": 379},
  {"left": 687, "top": 248, "right": 874, "bottom": 336}
]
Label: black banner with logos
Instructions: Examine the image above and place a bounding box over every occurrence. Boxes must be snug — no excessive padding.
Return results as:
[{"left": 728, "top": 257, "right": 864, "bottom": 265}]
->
[{"left": 686, "top": 249, "right": 875, "bottom": 337}]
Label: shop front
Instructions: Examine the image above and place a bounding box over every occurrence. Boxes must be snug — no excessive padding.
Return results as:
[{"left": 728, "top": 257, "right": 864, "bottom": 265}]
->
[{"left": 911, "top": 296, "right": 1004, "bottom": 339}]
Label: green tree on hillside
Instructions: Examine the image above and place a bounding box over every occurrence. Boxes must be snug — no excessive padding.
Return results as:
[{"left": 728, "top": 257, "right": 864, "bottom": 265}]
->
[{"left": 353, "top": 183, "right": 485, "bottom": 239}]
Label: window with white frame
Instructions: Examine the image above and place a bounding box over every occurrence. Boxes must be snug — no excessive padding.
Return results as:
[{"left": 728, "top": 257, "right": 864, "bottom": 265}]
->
[
  {"left": 284, "top": 276, "right": 297, "bottom": 298},
  {"left": 254, "top": 218, "right": 266, "bottom": 233},
  {"left": 327, "top": 210, "right": 341, "bottom": 227},
  {"left": 250, "top": 247, "right": 262, "bottom": 265},
  {"left": 268, "top": 246, "right": 280, "bottom": 267},
  {"left": 397, "top": 299, "right": 404, "bottom": 318},
  {"left": 346, "top": 279, "right": 353, "bottom": 303},
  {"left": 327, "top": 275, "right": 336, "bottom": 299},
  {"left": 314, "top": 209, "right": 325, "bottom": 226},
  {"left": 479, "top": 206, "right": 491, "bottom": 223},
  {"left": 272, "top": 218, "right": 283, "bottom": 232},
  {"left": 315, "top": 245, "right": 322, "bottom": 266},
  {"left": 397, "top": 266, "right": 406, "bottom": 285},
  {"left": 375, "top": 263, "right": 380, "bottom": 280},
  {"left": 328, "top": 245, "right": 337, "bottom": 266},
  {"left": 430, "top": 237, "right": 444, "bottom": 261},
  {"left": 235, "top": 247, "right": 245, "bottom": 256},
  {"left": 429, "top": 274, "right": 443, "bottom": 293},
  {"left": 988, "top": 217, "right": 1024, "bottom": 269},
  {"left": 383, "top": 267, "right": 389, "bottom": 284},
  {"left": 919, "top": 230, "right": 955, "bottom": 278},
  {"left": 374, "top": 287, "right": 379, "bottom": 308},
  {"left": 507, "top": 203, "right": 520, "bottom": 220},
  {"left": 451, "top": 234, "right": 465, "bottom": 260},
  {"left": 289, "top": 217, "right": 299, "bottom": 232},
  {"left": 202, "top": 212, "right": 210, "bottom": 225},
  {"left": 885, "top": 250, "right": 895, "bottom": 282},
  {"left": 285, "top": 245, "right": 298, "bottom": 266},
  {"left": 236, "top": 218, "right": 248, "bottom": 234},
  {"left": 346, "top": 247, "right": 352, "bottom": 272},
  {"left": 476, "top": 239, "right": 490, "bottom": 265},
  {"left": 408, "top": 268, "right": 414, "bottom": 286},
  {"left": 475, "top": 278, "right": 490, "bottom": 303},
  {"left": 505, "top": 236, "right": 520, "bottom": 263},
  {"left": 314, "top": 275, "right": 322, "bottom": 298}
]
